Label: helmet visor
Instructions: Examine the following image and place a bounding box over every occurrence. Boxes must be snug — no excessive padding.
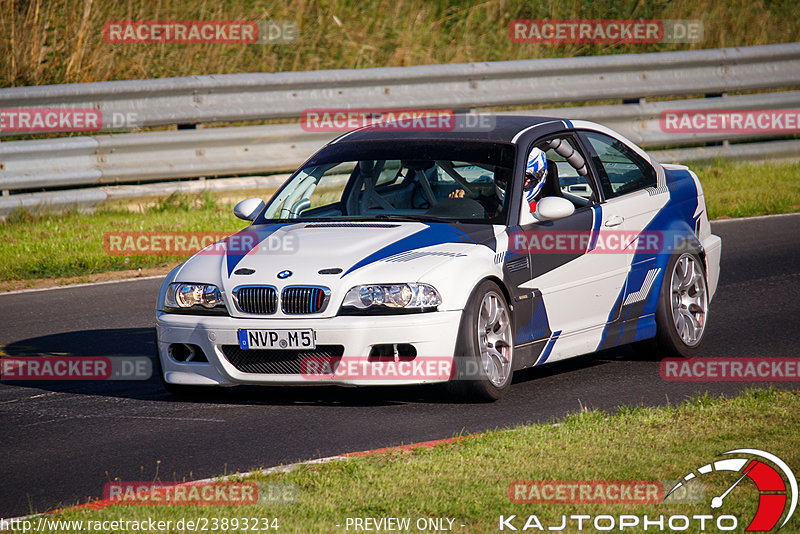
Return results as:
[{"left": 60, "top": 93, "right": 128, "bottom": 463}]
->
[{"left": 524, "top": 168, "right": 546, "bottom": 189}]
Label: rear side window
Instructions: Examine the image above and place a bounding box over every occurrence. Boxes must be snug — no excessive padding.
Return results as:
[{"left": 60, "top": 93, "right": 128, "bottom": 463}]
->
[{"left": 582, "top": 132, "right": 656, "bottom": 199}]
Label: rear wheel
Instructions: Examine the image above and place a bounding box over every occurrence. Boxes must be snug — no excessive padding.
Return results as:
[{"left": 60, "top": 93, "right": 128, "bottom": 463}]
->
[
  {"left": 646, "top": 251, "right": 709, "bottom": 358},
  {"left": 449, "top": 280, "right": 514, "bottom": 401}
]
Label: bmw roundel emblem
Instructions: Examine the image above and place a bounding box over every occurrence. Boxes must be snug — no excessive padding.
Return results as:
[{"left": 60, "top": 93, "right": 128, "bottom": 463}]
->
[{"left": 277, "top": 270, "right": 292, "bottom": 279}]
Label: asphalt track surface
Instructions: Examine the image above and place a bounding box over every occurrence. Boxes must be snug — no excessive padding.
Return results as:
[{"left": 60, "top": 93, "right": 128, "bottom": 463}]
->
[{"left": 1, "top": 213, "right": 799, "bottom": 518}]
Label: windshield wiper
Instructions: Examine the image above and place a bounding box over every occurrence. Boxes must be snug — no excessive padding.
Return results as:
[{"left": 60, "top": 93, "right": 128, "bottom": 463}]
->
[
  {"left": 270, "top": 214, "right": 464, "bottom": 223},
  {"left": 372, "top": 213, "right": 452, "bottom": 222}
]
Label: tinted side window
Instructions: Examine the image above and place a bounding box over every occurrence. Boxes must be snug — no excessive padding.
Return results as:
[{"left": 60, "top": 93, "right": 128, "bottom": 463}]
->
[{"left": 583, "top": 132, "right": 656, "bottom": 198}]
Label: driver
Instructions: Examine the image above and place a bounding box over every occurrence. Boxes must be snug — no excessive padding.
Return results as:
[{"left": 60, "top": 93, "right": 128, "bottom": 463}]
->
[
  {"left": 450, "top": 147, "right": 548, "bottom": 216},
  {"left": 520, "top": 147, "right": 548, "bottom": 213}
]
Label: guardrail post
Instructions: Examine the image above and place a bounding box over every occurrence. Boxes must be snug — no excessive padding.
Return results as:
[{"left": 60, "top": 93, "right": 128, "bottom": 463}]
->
[{"left": 705, "top": 92, "right": 726, "bottom": 147}]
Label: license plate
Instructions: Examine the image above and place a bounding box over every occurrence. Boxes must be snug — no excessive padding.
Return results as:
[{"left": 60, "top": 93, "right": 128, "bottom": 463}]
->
[{"left": 238, "top": 329, "right": 315, "bottom": 350}]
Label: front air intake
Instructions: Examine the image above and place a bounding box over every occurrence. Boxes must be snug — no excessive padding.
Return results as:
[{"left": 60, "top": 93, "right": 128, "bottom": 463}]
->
[{"left": 221, "top": 345, "right": 345, "bottom": 374}]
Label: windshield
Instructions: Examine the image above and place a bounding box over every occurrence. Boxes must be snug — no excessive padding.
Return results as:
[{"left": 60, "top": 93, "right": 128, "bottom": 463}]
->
[{"left": 258, "top": 141, "right": 514, "bottom": 224}]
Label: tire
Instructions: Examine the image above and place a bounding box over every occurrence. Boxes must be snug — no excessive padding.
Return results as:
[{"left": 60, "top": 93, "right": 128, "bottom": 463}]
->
[
  {"left": 649, "top": 251, "right": 709, "bottom": 358},
  {"left": 448, "top": 280, "right": 514, "bottom": 402}
]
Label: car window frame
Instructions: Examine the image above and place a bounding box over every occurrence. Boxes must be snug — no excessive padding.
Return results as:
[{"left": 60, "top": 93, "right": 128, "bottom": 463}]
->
[
  {"left": 525, "top": 131, "right": 603, "bottom": 214},
  {"left": 576, "top": 130, "right": 657, "bottom": 200}
]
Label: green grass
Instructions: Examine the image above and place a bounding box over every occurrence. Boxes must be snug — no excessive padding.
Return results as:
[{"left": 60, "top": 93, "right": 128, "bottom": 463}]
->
[
  {"left": 3, "top": 0, "right": 800, "bottom": 88},
  {"left": 694, "top": 159, "right": 800, "bottom": 219},
  {"left": 1, "top": 159, "right": 799, "bottom": 285},
  {"left": 0, "top": 192, "right": 250, "bottom": 284},
  {"left": 32, "top": 388, "right": 800, "bottom": 533}
]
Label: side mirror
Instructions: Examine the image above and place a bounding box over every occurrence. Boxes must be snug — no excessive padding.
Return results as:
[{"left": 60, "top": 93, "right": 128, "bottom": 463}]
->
[
  {"left": 535, "top": 196, "right": 575, "bottom": 221},
  {"left": 233, "top": 198, "right": 265, "bottom": 221}
]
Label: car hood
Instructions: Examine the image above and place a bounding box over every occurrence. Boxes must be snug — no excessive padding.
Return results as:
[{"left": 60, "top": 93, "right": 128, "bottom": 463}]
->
[{"left": 173, "top": 221, "right": 500, "bottom": 316}]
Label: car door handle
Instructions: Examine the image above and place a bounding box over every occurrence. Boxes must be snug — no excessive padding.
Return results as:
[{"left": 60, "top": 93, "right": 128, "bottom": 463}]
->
[{"left": 604, "top": 215, "right": 624, "bottom": 227}]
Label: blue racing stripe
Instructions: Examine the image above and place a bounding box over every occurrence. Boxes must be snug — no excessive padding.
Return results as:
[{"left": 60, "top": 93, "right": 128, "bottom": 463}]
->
[
  {"left": 587, "top": 205, "right": 602, "bottom": 252},
  {"left": 342, "top": 223, "right": 474, "bottom": 277},
  {"left": 226, "top": 223, "right": 291, "bottom": 277},
  {"left": 535, "top": 330, "right": 562, "bottom": 366}
]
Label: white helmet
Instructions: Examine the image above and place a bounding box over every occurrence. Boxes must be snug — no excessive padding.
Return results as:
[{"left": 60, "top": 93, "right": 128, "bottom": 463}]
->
[
  {"left": 524, "top": 147, "right": 548, "bottom": 206},
  {"left": 496, "top": 147, "right": 548, "bottom": 205}
]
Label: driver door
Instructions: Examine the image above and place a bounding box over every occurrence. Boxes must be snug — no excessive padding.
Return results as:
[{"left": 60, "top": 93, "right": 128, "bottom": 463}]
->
[{"left": 516, "top": 135, "right": 629, "bottom": 347}]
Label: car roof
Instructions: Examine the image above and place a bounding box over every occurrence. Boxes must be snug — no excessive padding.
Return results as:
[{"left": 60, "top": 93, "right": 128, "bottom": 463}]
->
[{"left": 329, "top": 115, "right": 569, "bottom": 145}]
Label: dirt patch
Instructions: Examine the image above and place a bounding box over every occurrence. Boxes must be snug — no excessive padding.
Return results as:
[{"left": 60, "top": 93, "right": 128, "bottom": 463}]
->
[{"left": 0, "top": 266, "right": 176, "bottom": 293}]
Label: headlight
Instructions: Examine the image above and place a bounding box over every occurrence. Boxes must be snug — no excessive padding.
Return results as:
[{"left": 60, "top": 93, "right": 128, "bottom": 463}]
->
[
  {"left": 340, "top": 283, "right": 441, "bottom": 314},
  {"left": 164, "top": 283, "right": 228, "bottom": 315}
]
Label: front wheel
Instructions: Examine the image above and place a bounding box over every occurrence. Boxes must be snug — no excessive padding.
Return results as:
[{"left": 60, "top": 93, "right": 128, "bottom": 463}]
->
[
  {"left": 650, "top": 251, "right": 709, "bottom": 357},
  {"left": 449, "top": 280, "right": 514, "bottom": 401}
]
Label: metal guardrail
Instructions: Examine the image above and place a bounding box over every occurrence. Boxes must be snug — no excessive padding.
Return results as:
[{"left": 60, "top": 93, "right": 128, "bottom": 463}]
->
[
  {"left": 2, "top": 42, "right": 799, "bottom": 132},
  {"left": 0, "top": 174, "right": 291, "bottom": 215},
  {"left": 523, "top": 90, "right": 800, "bottom": 147},
  {"left": 3, "top": 139, "right": 798, "bottom": 217},
  {"left": 0, "top": 124, "right": 331, "bottom": 190},
  {"left": 1, "top": 42, "right": 799, "bottom": 215},
  {"left": 2, "top": 90, "right": 797, "bottom": 192},
  {"left": 651, "top": 139, "right": 800, "bottom": 163}
]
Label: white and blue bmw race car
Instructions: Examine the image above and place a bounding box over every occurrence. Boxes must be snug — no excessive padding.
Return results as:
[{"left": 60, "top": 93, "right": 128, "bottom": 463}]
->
[{"left": 156, "top": 116, "right": 721, "bottom": 400}]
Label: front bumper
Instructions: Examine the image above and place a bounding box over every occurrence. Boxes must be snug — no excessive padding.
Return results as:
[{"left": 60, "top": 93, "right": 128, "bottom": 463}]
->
[{"left": 156, "top": 310, "right": 462, "bottom": 386}]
